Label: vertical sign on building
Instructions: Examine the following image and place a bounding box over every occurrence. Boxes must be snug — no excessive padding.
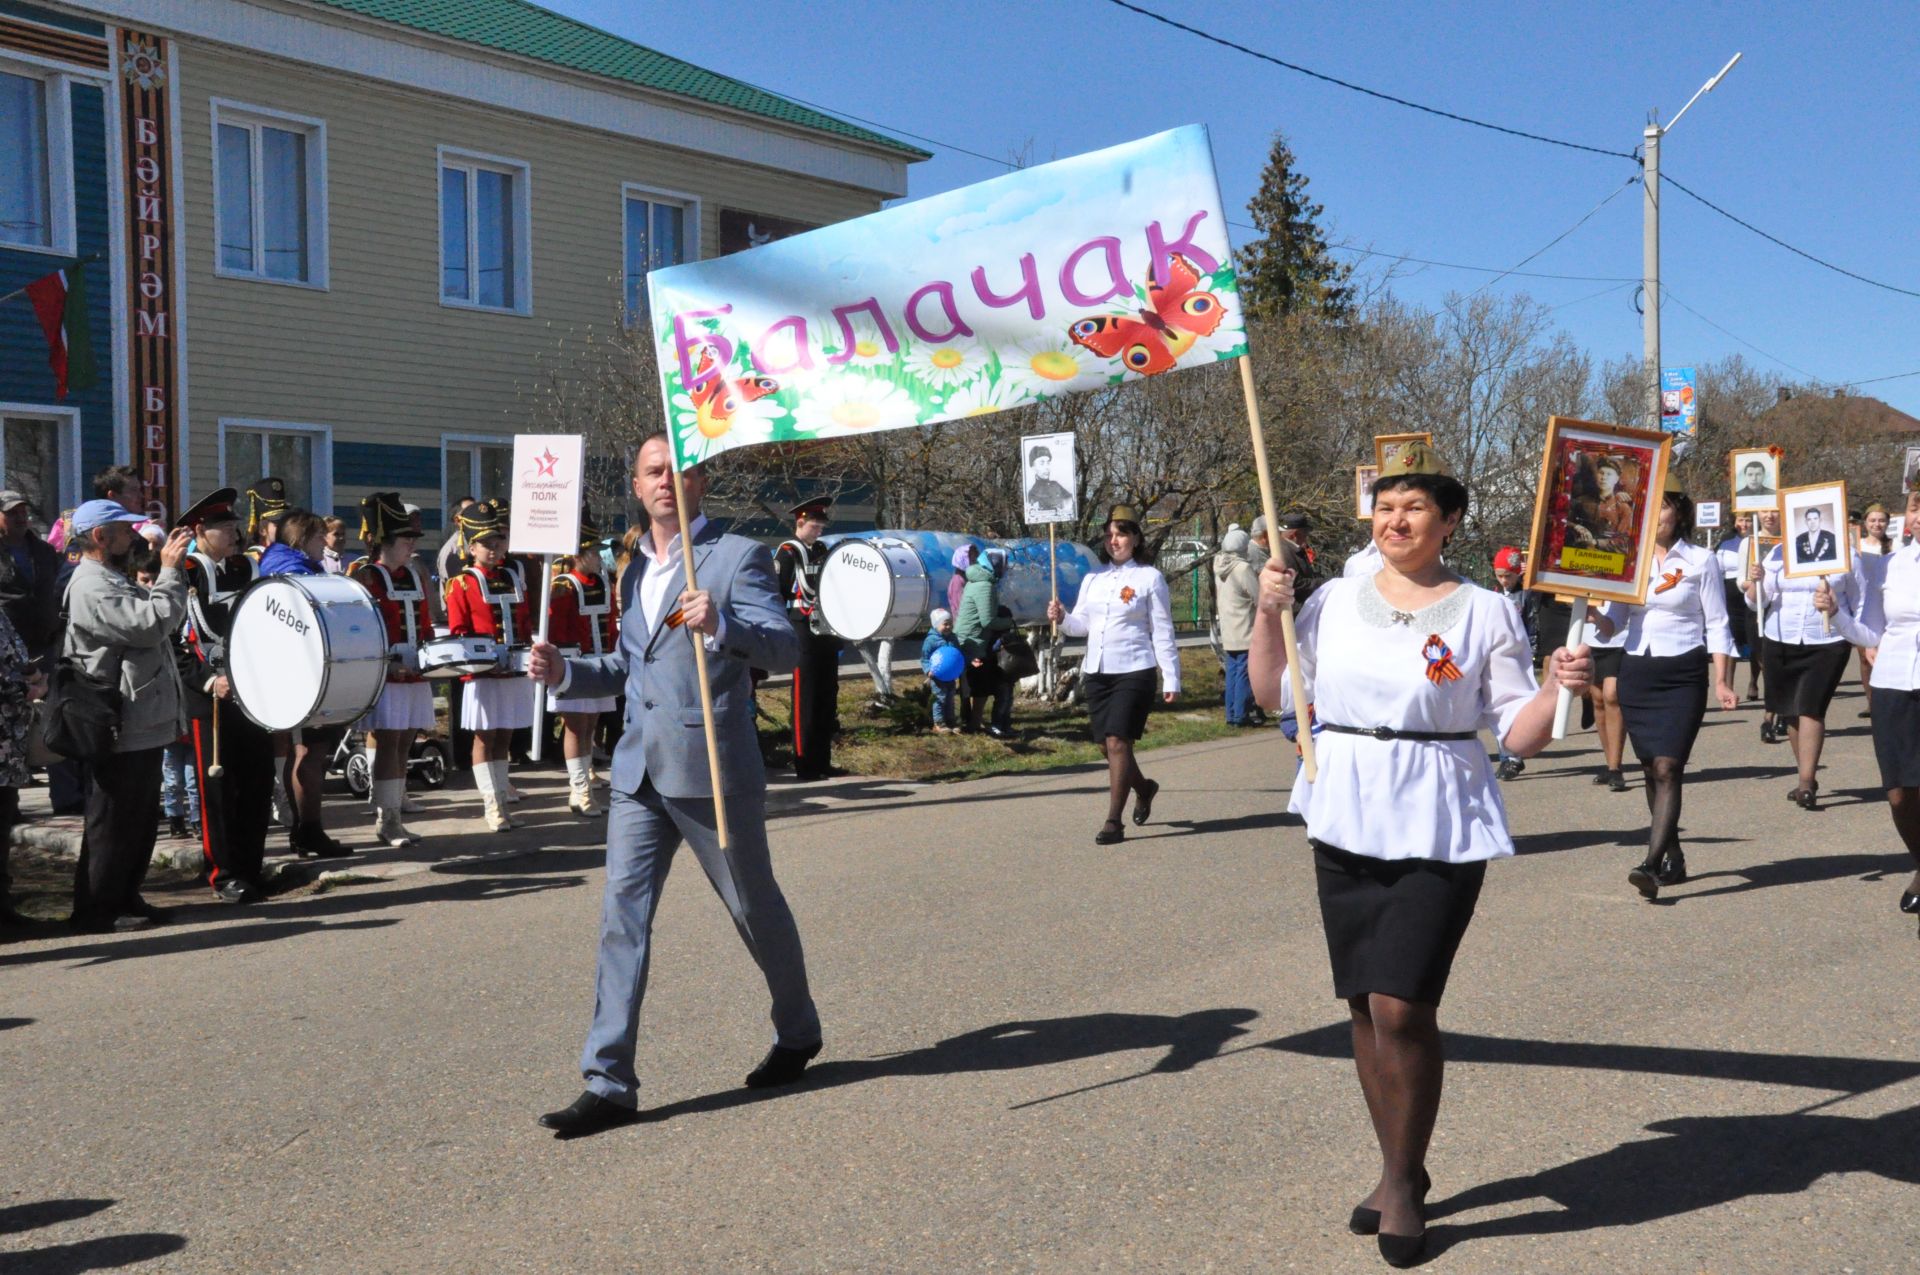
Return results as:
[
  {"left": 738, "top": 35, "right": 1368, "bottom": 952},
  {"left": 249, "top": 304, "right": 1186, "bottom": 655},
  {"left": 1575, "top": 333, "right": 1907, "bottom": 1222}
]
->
[{"left": 117, "top": 30, "right": 179, "bottom": 523}]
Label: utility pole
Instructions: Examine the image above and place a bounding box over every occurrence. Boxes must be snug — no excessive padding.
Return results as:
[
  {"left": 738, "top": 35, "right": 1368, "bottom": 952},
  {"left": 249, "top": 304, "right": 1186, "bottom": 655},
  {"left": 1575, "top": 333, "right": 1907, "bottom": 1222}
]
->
[{"left": 1642, "top": 53, "right": 1742, "bottom": 434}]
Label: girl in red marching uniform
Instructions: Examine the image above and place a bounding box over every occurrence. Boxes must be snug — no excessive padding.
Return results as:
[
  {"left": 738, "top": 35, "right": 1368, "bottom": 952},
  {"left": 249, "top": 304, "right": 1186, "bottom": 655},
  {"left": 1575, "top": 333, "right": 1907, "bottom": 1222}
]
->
[
  {"left": 445, "top": 501, "right": 534, "bottom": 831},
  {"left": 546, "top": 514, "right": 619, "bottom": 816},
  {"left": 349, "top": 492, "right": 432, "bottom": 847}
]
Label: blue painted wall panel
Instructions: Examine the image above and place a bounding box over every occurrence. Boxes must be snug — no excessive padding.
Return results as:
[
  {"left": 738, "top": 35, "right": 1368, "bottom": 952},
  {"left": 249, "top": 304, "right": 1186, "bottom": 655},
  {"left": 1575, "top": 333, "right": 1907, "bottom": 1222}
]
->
[{"left": 332, "top": 440, "right": 442, "bottom": 490}]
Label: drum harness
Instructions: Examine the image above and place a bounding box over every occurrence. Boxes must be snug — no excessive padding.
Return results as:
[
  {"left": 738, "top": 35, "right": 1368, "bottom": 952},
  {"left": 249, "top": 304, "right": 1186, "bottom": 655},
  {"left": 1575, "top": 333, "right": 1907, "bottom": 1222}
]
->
[
  {"left": 780, "top": 538, "right": 828, "bottom": 635},
  {"left": 364, "top": 560, "right": 430, "bottom": 679},
  {"left": 558, "top": 569, "right": 613, "bottom": 657},
  {"left": 185, "top": 550, "right": 256, "bottom": 672},
  {"left": 466, "top": 564, "right": 525, "bottom": 664}
]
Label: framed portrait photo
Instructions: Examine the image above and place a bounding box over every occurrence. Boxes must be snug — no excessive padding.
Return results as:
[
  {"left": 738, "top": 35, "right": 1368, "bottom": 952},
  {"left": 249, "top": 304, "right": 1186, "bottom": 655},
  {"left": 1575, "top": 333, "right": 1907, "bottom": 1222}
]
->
[
  {"left": 1779, "top": 481, "right": 1851, "bottom": 579},
  {"left": 1904, "top": 444, "right": 1920, "bottom": 495},
  {"left": 1521, "top": 415, "right": 1671, "bottom": 606},
  {"left": 1019, "top": 431, "right": 1078, "bottom": 525},
  {"left": 1354, "top": 464, "right": 1378, "bottom": 520},
  {"left": 1374, "top": 432, "right": 1433, "bottom": 475},
  {"left": 1729, "top": 447, "right": 1782, "bottom": 514},
  {"left": 1890, "top": 513, "right": 1908, "bottom": 545}
]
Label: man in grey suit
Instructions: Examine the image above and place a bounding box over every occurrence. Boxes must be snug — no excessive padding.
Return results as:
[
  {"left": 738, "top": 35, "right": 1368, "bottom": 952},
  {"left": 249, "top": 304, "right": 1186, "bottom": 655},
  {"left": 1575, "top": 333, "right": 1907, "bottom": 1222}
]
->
[{"left": 530, "top": 435, "right": 822, "bottom": 1138}]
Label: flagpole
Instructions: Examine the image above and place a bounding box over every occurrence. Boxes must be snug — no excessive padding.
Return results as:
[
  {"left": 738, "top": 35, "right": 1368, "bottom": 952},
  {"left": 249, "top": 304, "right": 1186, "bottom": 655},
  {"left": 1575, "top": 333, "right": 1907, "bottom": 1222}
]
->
[
  {"left": 1236, "top": 353, "right": 1318, "bottom": 782},
  {"left": 0, "top": 252, "right": 103, "bottom": 307},
  {"left": 670, "top": 465, "right": 731, "bottom": 851}
]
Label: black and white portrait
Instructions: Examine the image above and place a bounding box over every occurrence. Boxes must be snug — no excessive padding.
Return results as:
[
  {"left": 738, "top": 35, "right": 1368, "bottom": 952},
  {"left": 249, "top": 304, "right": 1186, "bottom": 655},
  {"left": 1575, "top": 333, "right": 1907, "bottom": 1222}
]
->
[
  {"left": 1904, "top": 445, "right": 1920, "bottom": 495},
  {"left": 1728, "top": 448, "right": 1779, "bottom": 514},
  {"left": 1020, "top": 431, "right": 1078, "bottom": 524},
  {"left": 1780, "top": 481, "right": 1852, "bottom": 580}
]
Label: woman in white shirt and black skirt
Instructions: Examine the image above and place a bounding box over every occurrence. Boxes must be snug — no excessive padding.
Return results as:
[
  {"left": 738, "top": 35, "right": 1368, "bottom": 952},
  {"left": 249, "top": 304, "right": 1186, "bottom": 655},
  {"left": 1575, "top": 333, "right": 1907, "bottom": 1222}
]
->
[
  {"left": 1048, "top": 507, "right": 1181, "bottom": 846},
  {"left": 1595, "top": 474, "right": 1737, "bottom": 900},
  {"left": 1249, "top": 444, "right": 1590, "bottom": 1267},
  {"left": 1818, "top": 487, "right": 1920, "bottom": 938},
  {"left": 1744, "top": 542, "right": 1862, "bottom": 810}
]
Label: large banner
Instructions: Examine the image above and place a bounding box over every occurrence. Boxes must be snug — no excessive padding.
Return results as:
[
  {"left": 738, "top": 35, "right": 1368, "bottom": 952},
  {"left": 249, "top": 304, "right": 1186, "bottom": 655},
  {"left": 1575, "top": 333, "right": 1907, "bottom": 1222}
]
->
[{"left": 647, "top": 125, "right": 1247, "bottom": 470}]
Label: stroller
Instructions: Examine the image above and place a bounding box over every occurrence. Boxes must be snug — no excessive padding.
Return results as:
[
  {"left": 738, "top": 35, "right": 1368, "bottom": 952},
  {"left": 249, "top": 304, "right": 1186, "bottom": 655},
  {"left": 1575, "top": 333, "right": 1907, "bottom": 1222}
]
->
[{"left": 327, "top": 728, "right": 451, "bottom": 797}]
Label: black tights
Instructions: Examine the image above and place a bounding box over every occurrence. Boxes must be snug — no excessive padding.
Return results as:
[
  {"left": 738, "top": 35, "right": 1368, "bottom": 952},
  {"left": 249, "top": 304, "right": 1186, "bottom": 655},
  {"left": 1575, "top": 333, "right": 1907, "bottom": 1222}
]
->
[
  {"left": 1889, "top": 788, "right": 1920, "bottom": 890},
  {"left": 1639, "top": 755, "right": 1685, "bottom": 866},
  {"left": 1103, "top": 735, "right": 1146, "bottom": 826}
]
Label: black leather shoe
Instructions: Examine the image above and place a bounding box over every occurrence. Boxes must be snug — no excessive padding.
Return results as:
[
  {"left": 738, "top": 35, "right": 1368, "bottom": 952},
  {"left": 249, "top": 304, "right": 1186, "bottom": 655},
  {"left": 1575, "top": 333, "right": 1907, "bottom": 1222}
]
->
[
  {"left": 745, "top": 1040, "right": 822, "bottom": 1089},
  {"left": 124, "top": 896, "right": 171, "bottom": 922},
  {"left": 1627, "top": 861, "right": 1661, "bottom": 900},
  {"left": 1496, "top": 759, "right": 1523, "bottom": 780},
  {"left": 1898, "top": 891, "right": 1920, "bottom": 915},
  {"left": 1607, "top": 769, "right": 1628, "bottom": 793},
  {"left": 1654, "top": 850, "right": 1688, "bottom": 887},
  {"left": 293, "top": 826, "right": 353, "bottom": 859},
  {"left": 1760, "top": 718, "right": 1778, "bottom": 745},
  {"left": 167, "top": 815, "right": 188, "bottom": 839},
  {"left": 1095, "top": 820, "right": 1125, "bottom": 846},
  {"left": 1131, "top": 779, "right": 1160, "bottom": 826},
  {"left": 537, "top": 1091, "right": 640, "bottom": 1138},
  {"left": 1349, "top": 1169, "right": 1431, "bottom": 1235},
  {"left": 215, "top": 878, "right": 263, "bottom": 904}
]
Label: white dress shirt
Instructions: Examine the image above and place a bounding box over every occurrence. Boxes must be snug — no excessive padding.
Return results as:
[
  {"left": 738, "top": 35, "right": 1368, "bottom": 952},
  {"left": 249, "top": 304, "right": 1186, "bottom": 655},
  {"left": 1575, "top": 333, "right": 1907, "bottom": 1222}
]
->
[
  {"left": 1746, "top": 544, "right": 1859, "bottom": 646},
  {"left": 1343, "top": 542, "right": 1383, "bottom": 578},
  {"left": 1714, "top": 535, "right": 1747, "bottom": 581},
  {"left": 1057, "top": 560, "right": 1180, "bottom": 691},
  {"left": 1289, "top": 577, "right": 1539, "bottom": 863},
  {"left": 555, "top": 515, "right": 721, "bottom": 693},
  {"left": 1834, "top": 542, "right": 1920, "bottom": 690},
  {"left": 1601, "top": 540, "right": 1735, "bottom": 658}
]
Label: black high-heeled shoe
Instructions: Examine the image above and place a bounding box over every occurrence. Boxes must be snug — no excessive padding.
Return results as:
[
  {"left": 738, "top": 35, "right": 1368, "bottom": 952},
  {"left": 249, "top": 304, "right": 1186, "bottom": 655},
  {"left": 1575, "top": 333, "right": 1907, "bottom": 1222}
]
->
[
  {"left": 1795, "top": 782, "right": 1819, "bottom": 811},
  {"left": 1349, "top": 1168, "right": 1431, "bottom": 1235},
  {"left": 1898, "top": 890, "right": 1920, "bottom": 915}
]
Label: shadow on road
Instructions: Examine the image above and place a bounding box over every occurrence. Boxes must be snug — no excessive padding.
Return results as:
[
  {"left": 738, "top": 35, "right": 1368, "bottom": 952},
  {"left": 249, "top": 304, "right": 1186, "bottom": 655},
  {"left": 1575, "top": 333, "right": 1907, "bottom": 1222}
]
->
[
  {"left": 631, "top": 1008, "right": 1260, "bottom": 1125},
  {"left": 0, "top": 1016, "right": 32, "bottom": 1031},
  {"left": 0, "top": 1197, "right": 186, "bottom": 1273},
  {"left": 1667, "top": 850, "right": 1911, "bottom": 902},
  {"left": 1260, "top": 1021, "right": 1920, "bottom": 1261}
]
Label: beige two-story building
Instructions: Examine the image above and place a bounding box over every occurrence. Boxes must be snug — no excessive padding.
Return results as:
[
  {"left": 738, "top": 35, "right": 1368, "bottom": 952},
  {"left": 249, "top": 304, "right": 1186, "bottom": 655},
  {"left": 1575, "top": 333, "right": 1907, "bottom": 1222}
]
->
[{"left": 15, "top": 0, "right": 923, "bottom": 540}]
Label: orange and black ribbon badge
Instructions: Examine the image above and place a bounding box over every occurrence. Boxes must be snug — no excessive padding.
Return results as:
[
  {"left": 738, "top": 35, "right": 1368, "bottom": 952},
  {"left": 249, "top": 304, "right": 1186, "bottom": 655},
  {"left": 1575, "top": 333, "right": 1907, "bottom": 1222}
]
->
[
  {"left": 1654, "top": 569, "right": 1685, "bottom": 594},
  {"left": 1422, "top": 634, "right": 1464, "bottom": 684},
  {"left": 1119, "top": 585, "right": 1136, "bottom": 603}
]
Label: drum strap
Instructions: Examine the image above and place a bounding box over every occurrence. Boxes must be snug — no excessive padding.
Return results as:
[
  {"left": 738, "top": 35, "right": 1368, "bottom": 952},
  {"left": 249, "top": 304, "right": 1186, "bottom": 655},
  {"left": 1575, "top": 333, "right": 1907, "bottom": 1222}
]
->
[
  {"left": 373, "top": 562, "right": 429, "bottom": 650},
  {"left": 567, "top": 571, "right": 612, "bottom": 656},
  {"left": 467, "top": 566, "right": 521, "bottom": 646},
  {"left": 781, "top": 539, "right": 822, "bottom": 615}
]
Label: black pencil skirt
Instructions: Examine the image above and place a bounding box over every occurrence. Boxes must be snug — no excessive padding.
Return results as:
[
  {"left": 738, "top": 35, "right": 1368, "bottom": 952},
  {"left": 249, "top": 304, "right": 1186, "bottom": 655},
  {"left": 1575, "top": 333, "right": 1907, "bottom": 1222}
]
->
[
  {"left": 1618, "top": 647, "right": 1709, "bottom": 763},
  {"left": 1084, "top": 668, "right": 1158, "bottom": 741},
  {"left": 1870, "top": 688, "right": 1920, "bottom": 789},
  {"left": 1312, "top": 841, "right": 1487, "bottom": 1007},
  {"left": 1761, "top": 638, "right": 1852, "bottom": 720},
  {"left": 1591, "top": 645, "right": 1625, "bottom": 685}
]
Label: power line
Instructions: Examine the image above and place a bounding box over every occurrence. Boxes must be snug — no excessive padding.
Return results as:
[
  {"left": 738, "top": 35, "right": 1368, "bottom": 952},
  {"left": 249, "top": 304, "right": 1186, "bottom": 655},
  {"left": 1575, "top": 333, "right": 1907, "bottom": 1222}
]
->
[
  {"left": 1660, "top": 286, "right": 1828, "bottom": 384},
  {"left": 1329, "top": 243, "right": 1636, "bottom": 283},
  {"left": 1098, "top": 0, "right": 1638, "bottom": 162},
  {"left": 1846, "top": 367, "right": 1920, "bottom": 388},
  {"left": 1548, "top": 281, "right": 1637, "bottom": 312},
  {"left": 1663, "top": 173, "right": 1920, "bottom": 301},
  {"left": 1465, "top": 174, "right": 1640, "bottom": 298}
]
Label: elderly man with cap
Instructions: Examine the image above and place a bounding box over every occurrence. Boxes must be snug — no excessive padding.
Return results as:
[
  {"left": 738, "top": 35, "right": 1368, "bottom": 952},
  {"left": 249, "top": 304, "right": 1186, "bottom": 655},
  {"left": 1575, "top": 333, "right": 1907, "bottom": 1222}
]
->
[
  {"left": 773, "top": 496, "right": 842, "bottom": 781},
  {"left": 171, "top": 487, "right": 274, "bottom": 902},
  {"left": 0, "top": 489, "right": 64, "bottom": 667},
  {"left": 62, "top": 498, "right": 193, "bottom": 931}
]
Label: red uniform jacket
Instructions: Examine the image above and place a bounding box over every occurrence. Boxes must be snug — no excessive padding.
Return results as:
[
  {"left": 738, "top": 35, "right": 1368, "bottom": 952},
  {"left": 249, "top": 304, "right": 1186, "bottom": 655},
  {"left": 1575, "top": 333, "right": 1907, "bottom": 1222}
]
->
[
  {"left": 547, "top": 569, "right": 619, "bottom": 657},
  {"left": 350, "top": 559, "right": 433, "bottom": 682},
  {"left": 445, "top": 564, "right": 530, "bottom": 677}
]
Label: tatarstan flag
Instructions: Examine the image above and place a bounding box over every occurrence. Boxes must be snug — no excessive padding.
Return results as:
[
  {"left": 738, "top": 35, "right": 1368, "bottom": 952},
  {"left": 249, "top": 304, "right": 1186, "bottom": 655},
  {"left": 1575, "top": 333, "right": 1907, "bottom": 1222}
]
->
[{"left": 25, "top": 260, "right": 96, "bottom": 400}]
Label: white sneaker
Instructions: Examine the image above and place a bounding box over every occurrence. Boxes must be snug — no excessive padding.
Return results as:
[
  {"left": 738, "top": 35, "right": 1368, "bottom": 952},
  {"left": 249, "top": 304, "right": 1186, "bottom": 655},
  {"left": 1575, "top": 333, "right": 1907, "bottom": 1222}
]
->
[{"left": 374, "top": 809, "right": 420, "bottom": 848}]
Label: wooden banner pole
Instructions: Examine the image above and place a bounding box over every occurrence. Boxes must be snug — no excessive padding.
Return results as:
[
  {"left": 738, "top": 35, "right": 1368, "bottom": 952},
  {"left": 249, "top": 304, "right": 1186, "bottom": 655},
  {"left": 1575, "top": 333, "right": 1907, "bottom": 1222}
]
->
[
  {"left": 530, "top": 554, "right": 555, "bottom": 763},
  {"left": 1048, "top": 522, "right": 1059, "bottom": 641},
  {"left": 670, "top": 466, "right": 731, "bottom": 850},
  {"left": 1235, "top": 354, "right": 1317, "bottom": 782}
]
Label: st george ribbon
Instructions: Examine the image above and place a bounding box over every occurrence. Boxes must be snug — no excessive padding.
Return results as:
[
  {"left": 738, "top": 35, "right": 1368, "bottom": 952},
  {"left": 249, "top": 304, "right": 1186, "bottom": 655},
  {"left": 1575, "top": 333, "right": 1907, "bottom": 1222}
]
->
[{"left": 646, "top": 125, "right": 1249, "bottom": 471}]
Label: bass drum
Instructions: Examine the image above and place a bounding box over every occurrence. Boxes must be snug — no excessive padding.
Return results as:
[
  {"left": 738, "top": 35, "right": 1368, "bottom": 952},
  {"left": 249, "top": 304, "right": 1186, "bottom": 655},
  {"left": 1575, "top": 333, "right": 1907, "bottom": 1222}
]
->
[
  {"left": 817, "top": 536, "right": 931, "bottom": 642},
  {"left": 229, "top": 574, "right": 389, "bottom": 730}
]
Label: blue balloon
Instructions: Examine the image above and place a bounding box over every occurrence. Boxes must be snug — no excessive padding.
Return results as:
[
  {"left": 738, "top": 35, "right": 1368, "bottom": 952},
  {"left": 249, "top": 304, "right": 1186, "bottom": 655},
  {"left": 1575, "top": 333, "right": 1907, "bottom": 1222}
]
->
[{"left": 929, "top": 644, "right": 965, "bottom": 682}]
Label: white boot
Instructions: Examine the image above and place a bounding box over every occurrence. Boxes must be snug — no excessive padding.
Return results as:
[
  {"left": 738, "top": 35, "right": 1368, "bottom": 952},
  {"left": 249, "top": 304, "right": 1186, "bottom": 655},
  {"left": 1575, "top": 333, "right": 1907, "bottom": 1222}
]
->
[
  {"left": 371, "top": 778, "right": 420, "bottom": 847},
  {"left": 473, "top": 760, "right": 513, "bottom": 832},
  {"left": 565, "top": 756, "right": 599, "bottom": 817},
  {"left": 503, "top": 764, "right": 525, "bottom": 804}
]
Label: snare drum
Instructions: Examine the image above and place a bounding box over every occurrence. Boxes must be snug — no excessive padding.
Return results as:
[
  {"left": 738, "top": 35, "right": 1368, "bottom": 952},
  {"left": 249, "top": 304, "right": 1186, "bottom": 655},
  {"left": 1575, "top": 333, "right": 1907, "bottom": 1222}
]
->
[
  {"left": 229, "top": 574, "right": 388, "bottom": 731},
  {"left": 419, "top": 634, "right": 505, "bottom": 679},
  {"left": 818, "top": 536, "right": 932, "bottom": 641}
]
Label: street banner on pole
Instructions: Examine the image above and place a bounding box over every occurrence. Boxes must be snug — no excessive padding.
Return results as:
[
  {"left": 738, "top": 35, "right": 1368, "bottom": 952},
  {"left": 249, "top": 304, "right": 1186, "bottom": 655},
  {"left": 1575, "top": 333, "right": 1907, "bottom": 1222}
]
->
[
  {"left": 646, "top": 125, "right": 1246, "bottom": 471},
  {"left": 1660, "top": 366, "right": 1697, "bottom": 436}
]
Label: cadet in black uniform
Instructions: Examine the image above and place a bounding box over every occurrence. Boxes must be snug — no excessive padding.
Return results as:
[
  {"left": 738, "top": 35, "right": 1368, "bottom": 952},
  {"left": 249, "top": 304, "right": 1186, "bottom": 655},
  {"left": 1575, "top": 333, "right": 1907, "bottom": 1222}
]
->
[
  {"left": 172, "top": 488, "right": 274, "bottom": 903},
  {"left": 242, "top": 477, "right": 295, "bottom": 826},
  {"left": 773, "top": 498, "right": 841, "bottom": 781}
]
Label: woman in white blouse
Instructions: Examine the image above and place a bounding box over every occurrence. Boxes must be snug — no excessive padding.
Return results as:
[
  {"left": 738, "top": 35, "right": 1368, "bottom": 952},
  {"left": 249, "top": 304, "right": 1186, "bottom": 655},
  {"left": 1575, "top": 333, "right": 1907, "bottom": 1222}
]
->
[
  {"left": 1594, "top": 475, "right": 1737, "bottom": 900},
  {"left": 1249, "top": 445, "right": 1589, "bottom": 1267},
  {"left": 1818, "top": 487, "right": 1920, "bottom": 939},
  {"left": 1743, "top": 540, "right": 1862, "bottom": 810},
  {"left": 1048, "top": 507, "right": 1181, "bottom": 845}
]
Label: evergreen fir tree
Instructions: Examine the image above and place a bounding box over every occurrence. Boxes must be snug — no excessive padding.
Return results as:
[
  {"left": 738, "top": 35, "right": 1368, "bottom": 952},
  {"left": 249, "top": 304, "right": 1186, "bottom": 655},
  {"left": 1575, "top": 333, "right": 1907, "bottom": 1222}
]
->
[{"left": 1237, "top": 131, "right": 1354, "bottom": 323}]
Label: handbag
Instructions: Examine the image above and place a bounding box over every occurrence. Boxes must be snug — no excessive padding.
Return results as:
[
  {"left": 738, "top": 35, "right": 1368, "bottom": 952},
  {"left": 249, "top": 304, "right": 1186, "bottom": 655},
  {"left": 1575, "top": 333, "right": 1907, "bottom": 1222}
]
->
[
  {"left": 996, "top": 632, "right": 1039, "bottom": 681},
  {"left": 39, "top": 656, "right": 122, "bottom": 759}
]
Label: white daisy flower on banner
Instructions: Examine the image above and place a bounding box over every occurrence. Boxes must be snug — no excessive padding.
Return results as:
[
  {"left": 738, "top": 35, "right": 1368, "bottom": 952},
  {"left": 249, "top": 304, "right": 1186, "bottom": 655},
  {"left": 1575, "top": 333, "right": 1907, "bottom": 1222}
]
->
[
  {"left": 996, "top": 334, "right": 1111, "bottom": 398},
  {"left": 940, "top": 377, "right": 1030, "bottom": 420},
  {"left": 904, "top": 341, "right": 984, "bottom": 390},
  {"left": 669, "top": 384, "right": 783, "bottom": 465},
  {"left": 818, "top": 318, "right": 895, "bottom": 367},
  {"left": 790, "top": 375, "right": 921, "bottom": 439}
]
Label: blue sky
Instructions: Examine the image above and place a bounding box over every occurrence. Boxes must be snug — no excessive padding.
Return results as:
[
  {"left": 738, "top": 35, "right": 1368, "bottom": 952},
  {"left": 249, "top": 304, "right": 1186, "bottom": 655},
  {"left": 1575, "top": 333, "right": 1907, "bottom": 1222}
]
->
[{"left": 559, "top": 0, "right": 1920, "bottom": 415}]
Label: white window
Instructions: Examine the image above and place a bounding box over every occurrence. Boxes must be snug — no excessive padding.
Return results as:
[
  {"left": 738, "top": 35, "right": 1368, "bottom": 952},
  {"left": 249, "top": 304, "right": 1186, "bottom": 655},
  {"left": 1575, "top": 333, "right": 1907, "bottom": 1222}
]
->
[
  {"left": 212, "top": 101, "right": 327, "bottom": 286},
  {"left": 219, "top": 419, "right": 332, "bottom": 514},
  {"left": 0, "top": 64, "right": 74, "bottom": 255},
  {"left": 0, "top": 405, "right": 81, "bottom": 526},
  {"left": 621, "top": 185, "right": 697, "bottom": 322},
  {"left": 439, "top": 148, "right": 530, "bottom": 313},
  {"left": 442, "top": 435, "right": 514, "bottom": 513}
]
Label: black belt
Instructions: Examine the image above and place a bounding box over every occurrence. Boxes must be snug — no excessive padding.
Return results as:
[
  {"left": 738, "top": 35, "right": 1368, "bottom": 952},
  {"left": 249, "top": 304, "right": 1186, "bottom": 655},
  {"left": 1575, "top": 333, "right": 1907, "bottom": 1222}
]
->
[{"left": 1319, "top": 722, "right": 1477, "bottom": 742}]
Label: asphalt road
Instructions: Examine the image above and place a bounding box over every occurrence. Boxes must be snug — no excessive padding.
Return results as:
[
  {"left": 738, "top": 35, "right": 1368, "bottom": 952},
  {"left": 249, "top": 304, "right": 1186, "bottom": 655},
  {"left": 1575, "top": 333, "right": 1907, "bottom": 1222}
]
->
[{"left": 4, "top": 687, "right": 1917, "bottom": 1273}]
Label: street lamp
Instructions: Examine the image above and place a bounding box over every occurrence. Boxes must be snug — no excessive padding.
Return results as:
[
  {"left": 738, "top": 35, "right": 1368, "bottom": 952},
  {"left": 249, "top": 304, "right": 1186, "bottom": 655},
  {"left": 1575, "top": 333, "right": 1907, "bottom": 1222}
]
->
[{"left": 1643, "top": 52, "right": 1742, "bottom": 431}]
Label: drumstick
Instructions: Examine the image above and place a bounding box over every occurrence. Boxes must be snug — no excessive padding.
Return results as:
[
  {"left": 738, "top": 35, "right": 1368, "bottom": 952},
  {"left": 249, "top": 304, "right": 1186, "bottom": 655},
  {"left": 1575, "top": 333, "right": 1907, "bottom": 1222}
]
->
[{"left": 209, "top": 693, "right": 225, "bottom": 777}]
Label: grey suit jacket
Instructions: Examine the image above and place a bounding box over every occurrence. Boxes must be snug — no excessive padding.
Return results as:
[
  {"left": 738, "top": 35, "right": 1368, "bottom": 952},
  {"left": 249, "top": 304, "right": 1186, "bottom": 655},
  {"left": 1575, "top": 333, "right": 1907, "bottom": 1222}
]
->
[{"left": 563, "top": 522, "right": 797, "bottom": 800}]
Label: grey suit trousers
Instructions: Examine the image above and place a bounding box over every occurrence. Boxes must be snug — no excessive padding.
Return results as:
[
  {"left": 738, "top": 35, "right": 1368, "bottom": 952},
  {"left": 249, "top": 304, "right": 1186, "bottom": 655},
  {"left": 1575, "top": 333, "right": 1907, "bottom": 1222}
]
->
[{"left": 582, "top": 778, "right": 820, "bottom": 1107}]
